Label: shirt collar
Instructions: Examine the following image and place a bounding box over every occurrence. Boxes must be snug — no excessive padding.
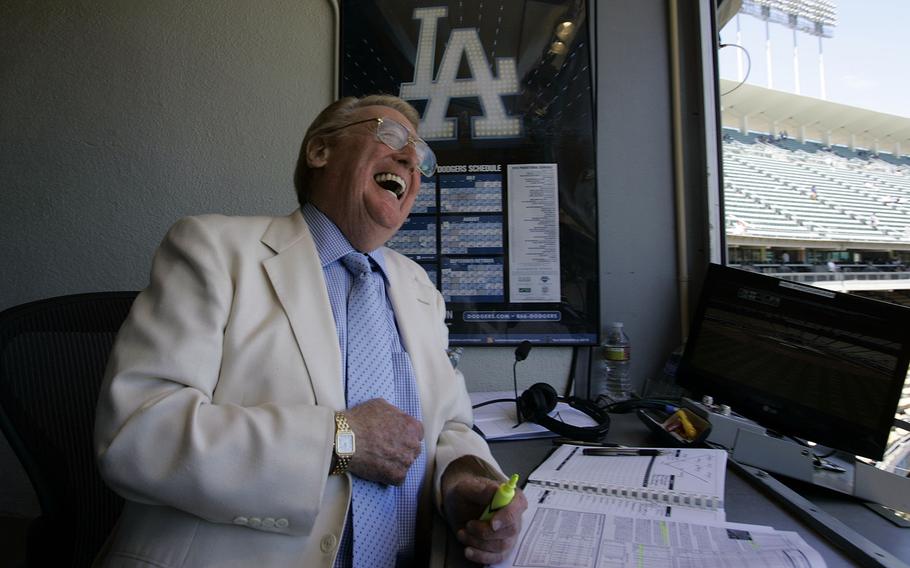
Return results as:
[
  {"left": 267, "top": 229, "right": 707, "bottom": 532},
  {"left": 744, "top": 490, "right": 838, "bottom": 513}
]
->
[{"left": 302, "top": 203, "right": 389, "bottom": 278}]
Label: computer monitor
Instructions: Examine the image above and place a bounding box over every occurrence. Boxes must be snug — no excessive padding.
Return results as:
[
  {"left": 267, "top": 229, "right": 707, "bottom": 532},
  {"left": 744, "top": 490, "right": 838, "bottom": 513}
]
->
[{"left": 678, "top": 264, "right": 910, "bottom": 461}]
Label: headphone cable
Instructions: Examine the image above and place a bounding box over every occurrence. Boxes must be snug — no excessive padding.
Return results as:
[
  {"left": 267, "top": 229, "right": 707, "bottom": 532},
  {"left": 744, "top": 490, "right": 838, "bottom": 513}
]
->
[{"left": 471, "top": 397, "right": 517, "bottom": 409}]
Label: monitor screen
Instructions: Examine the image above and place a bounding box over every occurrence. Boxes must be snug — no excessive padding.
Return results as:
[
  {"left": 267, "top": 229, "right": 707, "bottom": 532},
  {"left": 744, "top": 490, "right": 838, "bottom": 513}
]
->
[{"left": 678, "top": 264, "right": 910, "bottom": 461}]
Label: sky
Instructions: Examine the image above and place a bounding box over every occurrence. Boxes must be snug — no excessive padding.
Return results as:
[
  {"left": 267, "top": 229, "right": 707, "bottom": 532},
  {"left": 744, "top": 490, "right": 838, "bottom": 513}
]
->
[{"left": 717, "top": 0, "right": 909, "bottom": 118}]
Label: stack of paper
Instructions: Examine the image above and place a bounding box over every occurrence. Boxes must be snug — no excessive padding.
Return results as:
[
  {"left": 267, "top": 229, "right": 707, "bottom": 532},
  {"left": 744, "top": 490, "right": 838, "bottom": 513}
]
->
[{"left": 493, "top": 444, "right": 827, "bottom": 568}]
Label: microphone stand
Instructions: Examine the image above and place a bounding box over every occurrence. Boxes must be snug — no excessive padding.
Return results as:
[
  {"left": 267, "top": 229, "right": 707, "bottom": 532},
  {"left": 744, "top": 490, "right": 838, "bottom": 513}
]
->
[
  {"left": 512, "top": 340, "right": 532, "bottom": 427},
  {"left": 513, "top": 359, "right": 522, "bottom": 426}
]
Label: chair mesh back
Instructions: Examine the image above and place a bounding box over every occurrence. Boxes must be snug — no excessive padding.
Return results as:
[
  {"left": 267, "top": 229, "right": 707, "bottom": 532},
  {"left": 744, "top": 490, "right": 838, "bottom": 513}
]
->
[{"left": 0, "top": 293, "right": 137, "bottom": 568}]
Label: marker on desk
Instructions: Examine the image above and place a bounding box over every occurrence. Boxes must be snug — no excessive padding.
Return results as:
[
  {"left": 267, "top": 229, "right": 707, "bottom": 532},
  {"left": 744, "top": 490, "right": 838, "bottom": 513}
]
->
[
  {"left": 674, "top": 409, "right": 697, "bottom": 440},
  {"left": 480, "top": 473, "right": 520, "bottom": 521},
  {"left": 582, "top": 448, "right": 664, "bottom": 457}
]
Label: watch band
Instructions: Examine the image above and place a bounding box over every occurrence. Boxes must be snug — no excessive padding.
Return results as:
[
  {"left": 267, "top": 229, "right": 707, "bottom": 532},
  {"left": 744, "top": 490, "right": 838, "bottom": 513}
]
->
[{"left": 331, "top": 412, "right": 354, "bottom": 475}]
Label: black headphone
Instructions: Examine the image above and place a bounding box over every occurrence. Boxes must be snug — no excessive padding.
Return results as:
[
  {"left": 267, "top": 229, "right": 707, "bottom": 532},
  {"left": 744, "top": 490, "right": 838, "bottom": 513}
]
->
[
  {"left": 517, "top": 382, "right": 611, "bottom": 442},
  {"left": 469, "top": 341, "right": 611, "bottom": 441}
]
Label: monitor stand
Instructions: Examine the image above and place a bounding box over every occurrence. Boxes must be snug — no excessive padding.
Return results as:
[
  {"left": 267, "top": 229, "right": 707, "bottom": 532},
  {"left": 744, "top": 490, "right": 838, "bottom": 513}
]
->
[{"left": 686, "top": 398, "right": 910, "bottom": 516}]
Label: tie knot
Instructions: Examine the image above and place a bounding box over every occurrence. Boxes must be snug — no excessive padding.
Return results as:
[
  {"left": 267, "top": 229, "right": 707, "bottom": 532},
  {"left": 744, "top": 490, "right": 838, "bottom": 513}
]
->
[{"left": 342, "top": 252, "right": 373, "bottom": 277}]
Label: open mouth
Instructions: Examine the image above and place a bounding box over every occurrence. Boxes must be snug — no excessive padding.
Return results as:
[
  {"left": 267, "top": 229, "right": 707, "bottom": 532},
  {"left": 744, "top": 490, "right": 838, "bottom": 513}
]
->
[{"left": 373, "top": 172, "right": 407, "bottom": 200}]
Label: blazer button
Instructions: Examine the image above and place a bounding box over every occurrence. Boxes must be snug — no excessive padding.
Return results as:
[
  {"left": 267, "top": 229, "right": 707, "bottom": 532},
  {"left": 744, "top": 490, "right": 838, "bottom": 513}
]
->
[
  {"left": 233, "top": 516, "right": 248, "bottom": 526},
  {"left": 275, "top": 518, "right": 289, "bottom": 529},
  {"left": 320, "top": 534, "right": 338, "bottom": 553},
  {"left": 262, "top": 517, "right": 276, "bottom": 528},
  {"left": 249, "top": 517, "right": 262, "bottom": 527}
]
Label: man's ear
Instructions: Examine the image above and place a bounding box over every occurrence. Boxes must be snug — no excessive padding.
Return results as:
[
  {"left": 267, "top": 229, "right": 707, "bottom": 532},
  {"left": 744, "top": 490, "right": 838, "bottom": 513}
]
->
[{"left": 306, "top": 136, "right": 330, "bottom": 168}]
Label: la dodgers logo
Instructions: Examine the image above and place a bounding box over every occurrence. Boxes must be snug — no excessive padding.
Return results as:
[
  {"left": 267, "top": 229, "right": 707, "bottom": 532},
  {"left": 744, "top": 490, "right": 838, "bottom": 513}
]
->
[{"left": 400, "top": 6, "right": 522, "bottom": 141}]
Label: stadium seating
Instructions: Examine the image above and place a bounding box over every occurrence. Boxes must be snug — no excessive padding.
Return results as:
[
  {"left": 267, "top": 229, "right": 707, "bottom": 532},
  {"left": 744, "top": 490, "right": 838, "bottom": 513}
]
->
[{"left": 723, "top": 130, "right": 910, "bottom": 243}]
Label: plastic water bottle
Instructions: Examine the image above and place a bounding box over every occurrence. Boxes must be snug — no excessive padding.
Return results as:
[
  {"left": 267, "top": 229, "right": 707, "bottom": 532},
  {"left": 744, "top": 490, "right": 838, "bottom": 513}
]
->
[{"left": 600, "top": 322, "right": 632, "bottom": 402}]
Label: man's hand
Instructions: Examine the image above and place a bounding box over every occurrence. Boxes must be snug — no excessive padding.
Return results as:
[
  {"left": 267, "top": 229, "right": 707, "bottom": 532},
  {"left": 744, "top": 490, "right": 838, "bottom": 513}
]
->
[
  {"left": 442, "top": 456, "right": 528, "bottom": 566},
  {"left": 344, "top": 398, "right": 423, "bottom": 485}
]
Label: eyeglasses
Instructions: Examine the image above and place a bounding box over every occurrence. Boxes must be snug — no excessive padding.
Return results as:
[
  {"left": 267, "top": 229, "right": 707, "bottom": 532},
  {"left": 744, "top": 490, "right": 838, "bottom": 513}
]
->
[{"left": 326, "top": 116, "right": 437, "bottom": 177}]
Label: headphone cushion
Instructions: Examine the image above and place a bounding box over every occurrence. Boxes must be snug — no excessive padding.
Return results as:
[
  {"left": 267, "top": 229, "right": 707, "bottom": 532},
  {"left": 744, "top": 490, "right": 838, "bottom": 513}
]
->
[{"left": 519, "top": 383, "right": 558, "bottom": 420}]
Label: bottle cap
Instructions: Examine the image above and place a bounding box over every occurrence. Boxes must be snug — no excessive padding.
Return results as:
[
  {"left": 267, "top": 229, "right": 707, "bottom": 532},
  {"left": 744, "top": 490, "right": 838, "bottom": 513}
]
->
[{"left": 610, "top": 322, "right": 624, "bottom": 328}]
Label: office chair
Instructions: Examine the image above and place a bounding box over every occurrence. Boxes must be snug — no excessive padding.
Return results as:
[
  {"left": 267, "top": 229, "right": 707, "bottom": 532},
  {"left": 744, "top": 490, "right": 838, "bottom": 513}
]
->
[{"left": 0, "top": 292, "right": 138, "bottom": 568}]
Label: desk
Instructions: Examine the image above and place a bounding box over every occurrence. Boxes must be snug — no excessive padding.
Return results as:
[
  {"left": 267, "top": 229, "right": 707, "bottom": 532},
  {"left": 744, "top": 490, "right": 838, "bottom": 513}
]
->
[{"left": 441, "top": 413, "right": 909, "bottom": 567}]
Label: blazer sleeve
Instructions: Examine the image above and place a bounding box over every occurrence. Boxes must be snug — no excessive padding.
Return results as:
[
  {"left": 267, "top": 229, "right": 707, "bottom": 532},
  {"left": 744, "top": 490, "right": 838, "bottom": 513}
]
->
[
  {"left": 94, "top": 216, "right": 335, "bottom": 536},
  {"left": 421, "top": 282, "right": 505, "bottom": 508},
  {"left": 432, "top": 373, "right": 506, "bottom": 510}
]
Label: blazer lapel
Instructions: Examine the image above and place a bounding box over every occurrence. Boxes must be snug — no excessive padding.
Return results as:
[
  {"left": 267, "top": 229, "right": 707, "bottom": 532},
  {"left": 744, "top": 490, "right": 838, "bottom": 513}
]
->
[
  {"left": 261, "top": 211, "right": 344, "bottom": 410},
  {"left": 385, "top": 256, "right": 440, "bottom": 410}
]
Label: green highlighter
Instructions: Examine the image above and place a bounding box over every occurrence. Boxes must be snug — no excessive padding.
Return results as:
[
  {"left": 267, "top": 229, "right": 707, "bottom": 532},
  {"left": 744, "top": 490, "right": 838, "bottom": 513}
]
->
[{"left": 480, "top": 473, "right": 520, "bottom": 521}]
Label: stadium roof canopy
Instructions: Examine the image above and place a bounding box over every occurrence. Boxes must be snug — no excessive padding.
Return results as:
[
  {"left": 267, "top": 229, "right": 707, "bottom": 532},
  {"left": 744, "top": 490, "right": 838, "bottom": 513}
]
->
[{"left": 720, "top": 79, "right": 910, "bottom": 156}]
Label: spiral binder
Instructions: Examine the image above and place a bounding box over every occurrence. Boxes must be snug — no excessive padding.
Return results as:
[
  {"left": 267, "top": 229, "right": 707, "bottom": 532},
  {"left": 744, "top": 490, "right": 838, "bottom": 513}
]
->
[
  {"left": 526, "top": 444, "right": 728, "bottom": 515},
  {"left": 529, "top": 478, "right": 723, "bottom": 511}
]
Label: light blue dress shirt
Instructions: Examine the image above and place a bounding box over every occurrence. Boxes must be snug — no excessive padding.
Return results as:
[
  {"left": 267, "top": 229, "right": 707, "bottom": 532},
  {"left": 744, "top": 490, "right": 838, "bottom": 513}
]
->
[{"left": 302, "top": 204, "right": 425, "bottom": 568}]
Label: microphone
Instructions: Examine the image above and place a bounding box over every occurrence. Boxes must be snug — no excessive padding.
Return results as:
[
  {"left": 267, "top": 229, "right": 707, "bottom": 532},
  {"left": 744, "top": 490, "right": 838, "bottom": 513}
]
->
[
  {"left": 514, "top": 340, "right": 532, "bottom": 362},
  {"left": 513, "top": 341, "right": 532, "bottom": 425}
]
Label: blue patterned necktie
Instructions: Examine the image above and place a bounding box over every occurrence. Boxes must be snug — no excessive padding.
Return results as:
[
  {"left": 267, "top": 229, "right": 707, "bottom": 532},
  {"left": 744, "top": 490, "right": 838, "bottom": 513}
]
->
[{"left": 341, "top": 252, "right": 398, "bottom": 568}]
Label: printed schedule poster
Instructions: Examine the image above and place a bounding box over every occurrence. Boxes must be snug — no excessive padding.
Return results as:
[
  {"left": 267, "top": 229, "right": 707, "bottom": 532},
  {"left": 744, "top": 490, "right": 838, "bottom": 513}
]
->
[
  {"left": 340, "top": 0, "right": 599, "bottom": 345},
  {"left": 507, "top": 164, "right": 561, "bottom": 303}
]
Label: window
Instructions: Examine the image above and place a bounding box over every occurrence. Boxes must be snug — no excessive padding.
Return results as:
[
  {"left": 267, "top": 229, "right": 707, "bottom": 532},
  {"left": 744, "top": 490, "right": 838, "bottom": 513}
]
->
[{"left": 716, "top": 0, "right": 910, "bottom": 473}]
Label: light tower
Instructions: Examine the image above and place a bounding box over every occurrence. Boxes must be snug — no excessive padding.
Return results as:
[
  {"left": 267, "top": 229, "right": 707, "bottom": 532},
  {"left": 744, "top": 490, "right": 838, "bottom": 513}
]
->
[{"left": 739, "top": 0, "right": 837, "bottom": 99}]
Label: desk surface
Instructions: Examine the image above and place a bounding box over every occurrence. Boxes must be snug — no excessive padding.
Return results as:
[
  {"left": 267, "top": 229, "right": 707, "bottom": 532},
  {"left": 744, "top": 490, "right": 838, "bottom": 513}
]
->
[{"left": 464, "top": 413, "right": 909, "bottom": 568}]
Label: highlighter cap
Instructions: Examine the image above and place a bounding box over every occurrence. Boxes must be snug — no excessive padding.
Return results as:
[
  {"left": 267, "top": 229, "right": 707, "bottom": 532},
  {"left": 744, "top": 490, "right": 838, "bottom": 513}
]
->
[
  {"left": 480, "top": 473, "right": 521, "bottom": 521},
  {"left": 491, "top": 474, "right": 520, "bottom": 509}
]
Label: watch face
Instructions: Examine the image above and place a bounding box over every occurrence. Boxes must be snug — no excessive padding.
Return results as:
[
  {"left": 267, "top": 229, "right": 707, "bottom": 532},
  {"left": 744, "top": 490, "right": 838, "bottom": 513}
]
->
[{"left": 336, "top": 432, "right": 355, "bottom": 455}]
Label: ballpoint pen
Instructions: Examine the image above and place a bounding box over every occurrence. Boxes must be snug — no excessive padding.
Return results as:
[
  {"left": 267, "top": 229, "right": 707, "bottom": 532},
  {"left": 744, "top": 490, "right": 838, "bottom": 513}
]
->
[
  {"left": 552, "top": 438, "right": 622, "bottom": 447},
  {"left": 582, "top": 448, "right": 664, "bottom": 457}
]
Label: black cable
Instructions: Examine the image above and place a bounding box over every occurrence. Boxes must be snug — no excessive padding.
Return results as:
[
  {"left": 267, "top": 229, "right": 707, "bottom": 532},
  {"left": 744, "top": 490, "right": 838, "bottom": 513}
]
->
[
  {"left": 718, "top": 43, "right": 751, "bottom": 97},
  {"left": 472, "top": 398, "right": 517, "bottom": 410},
  {"left": 602, "top": 397, "right": 683, "bottom": 414}
]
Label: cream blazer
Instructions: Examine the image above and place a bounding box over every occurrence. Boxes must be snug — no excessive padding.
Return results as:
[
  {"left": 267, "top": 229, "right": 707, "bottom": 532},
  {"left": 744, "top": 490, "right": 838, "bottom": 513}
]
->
[{"left": 94, "top": 210, "right": 498, "bottom": 567}]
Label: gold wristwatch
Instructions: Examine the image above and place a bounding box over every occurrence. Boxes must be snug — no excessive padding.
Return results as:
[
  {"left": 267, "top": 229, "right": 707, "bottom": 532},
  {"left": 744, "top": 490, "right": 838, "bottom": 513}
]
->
[{"left": 331, "top": 412, "right": 355, "bottom": 475}]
